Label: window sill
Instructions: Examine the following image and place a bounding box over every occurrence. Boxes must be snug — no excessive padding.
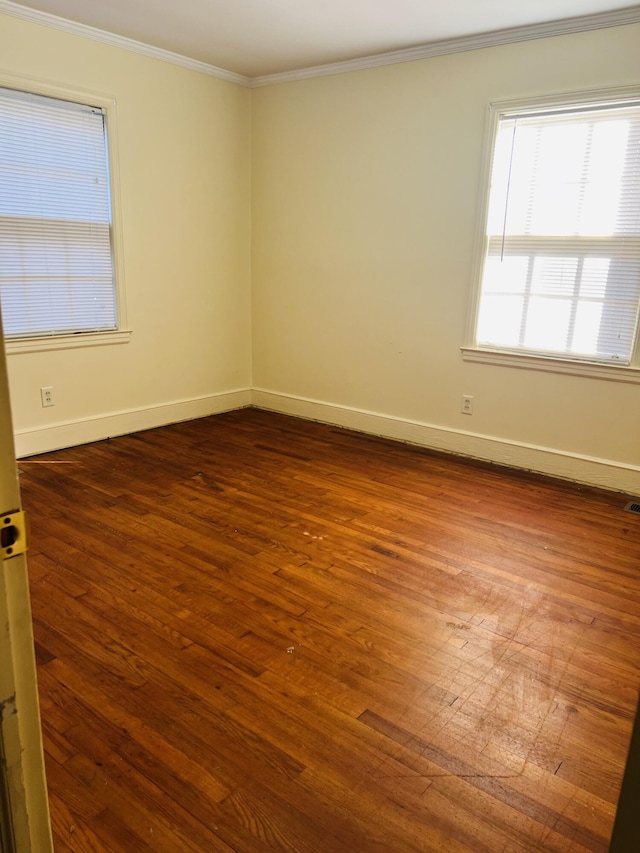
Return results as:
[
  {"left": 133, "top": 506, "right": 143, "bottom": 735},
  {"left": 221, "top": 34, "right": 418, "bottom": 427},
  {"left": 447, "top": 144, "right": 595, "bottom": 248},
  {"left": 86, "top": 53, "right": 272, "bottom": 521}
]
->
[
  {"left": 461, "top": 346, "right": 640, "bottom": 384},
  {"left": 5, "top": 329, "right": 132, "bottom": 355}
]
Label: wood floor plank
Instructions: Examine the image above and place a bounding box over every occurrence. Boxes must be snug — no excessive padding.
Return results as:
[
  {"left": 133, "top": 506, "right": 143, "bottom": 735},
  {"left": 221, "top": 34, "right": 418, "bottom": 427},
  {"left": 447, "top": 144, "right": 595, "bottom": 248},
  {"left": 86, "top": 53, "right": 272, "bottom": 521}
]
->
[{"left": 21, "top": 408, "right": 640, "bottom": 851}]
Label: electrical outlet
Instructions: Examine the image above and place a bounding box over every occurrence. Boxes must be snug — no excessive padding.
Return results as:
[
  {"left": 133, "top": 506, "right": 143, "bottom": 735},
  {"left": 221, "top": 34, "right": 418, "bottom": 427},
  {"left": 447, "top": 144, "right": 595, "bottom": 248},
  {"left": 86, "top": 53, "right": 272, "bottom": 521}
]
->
[
  {"left": 40, "top": 386, "right": 54, "bottom": 407},
  {"left": 461, "top": 394, "right": 474, "bottom": 415}
]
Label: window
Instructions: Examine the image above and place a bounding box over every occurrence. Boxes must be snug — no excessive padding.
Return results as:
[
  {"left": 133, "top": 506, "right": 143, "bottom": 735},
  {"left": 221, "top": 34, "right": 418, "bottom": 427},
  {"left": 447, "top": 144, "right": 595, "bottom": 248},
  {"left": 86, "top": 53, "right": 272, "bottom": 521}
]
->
[
  {"left": 0, "top": 83, "right": 127, "bottom": 351},
  {"left": 465, "top": 89, "right": 640, "bottom": 378}
]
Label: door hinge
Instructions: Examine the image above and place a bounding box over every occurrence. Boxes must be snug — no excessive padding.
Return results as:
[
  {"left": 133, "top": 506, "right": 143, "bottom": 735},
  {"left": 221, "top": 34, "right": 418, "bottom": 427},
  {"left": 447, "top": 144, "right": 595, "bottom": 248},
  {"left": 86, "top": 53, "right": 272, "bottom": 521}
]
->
[{"left": 1, "top": 511, "right": 28, "bottom": 560}]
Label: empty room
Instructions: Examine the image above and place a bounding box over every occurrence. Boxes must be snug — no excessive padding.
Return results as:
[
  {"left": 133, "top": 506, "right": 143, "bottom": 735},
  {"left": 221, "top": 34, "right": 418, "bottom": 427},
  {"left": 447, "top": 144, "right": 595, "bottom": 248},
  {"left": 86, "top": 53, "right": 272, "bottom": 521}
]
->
[{"left": 1, "top": 1, "right": 639, "bottom": 851}]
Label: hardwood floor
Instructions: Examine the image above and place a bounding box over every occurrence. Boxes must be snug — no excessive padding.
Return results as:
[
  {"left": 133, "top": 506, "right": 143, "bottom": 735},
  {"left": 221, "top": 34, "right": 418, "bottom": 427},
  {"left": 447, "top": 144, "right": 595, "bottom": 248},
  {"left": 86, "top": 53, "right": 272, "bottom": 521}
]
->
[{"left": 20, "top": 408, "right": 640, "bottom": 852}]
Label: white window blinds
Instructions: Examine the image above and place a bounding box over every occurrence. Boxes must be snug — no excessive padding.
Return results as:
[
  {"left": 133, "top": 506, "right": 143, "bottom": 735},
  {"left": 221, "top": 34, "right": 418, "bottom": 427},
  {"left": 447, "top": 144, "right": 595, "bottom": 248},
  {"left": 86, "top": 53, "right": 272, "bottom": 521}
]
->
[
  {"left": 475, "top": 99, "right": 640, "bottom": 364},
  {"left": 0, "top": 86, "right": 117, "bottom": 340}
]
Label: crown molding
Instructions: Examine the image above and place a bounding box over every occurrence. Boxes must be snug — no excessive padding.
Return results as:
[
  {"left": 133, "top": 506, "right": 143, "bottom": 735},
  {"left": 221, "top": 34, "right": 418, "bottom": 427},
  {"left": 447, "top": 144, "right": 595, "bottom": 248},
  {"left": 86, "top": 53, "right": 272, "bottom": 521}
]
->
[
  {"left": 250, "top": 5, "right": 640, "bottom": 88},
  {"left": 0, "top": 1, "right": 639, "bottom": 90},
  {"left": 0, "top": 0, "right": 251, "bottom": 86}
]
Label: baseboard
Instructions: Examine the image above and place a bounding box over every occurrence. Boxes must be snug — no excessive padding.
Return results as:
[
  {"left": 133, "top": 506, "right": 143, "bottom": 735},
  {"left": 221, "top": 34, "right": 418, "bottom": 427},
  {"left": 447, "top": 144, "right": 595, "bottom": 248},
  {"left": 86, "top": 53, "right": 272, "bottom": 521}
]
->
[
  {"left": 15, "top": 388, "right": 252, "bottom": 458},
  {"left": 251, "top": 388, "right": 640, "bottom": 495},
  {"left": 16, "top": 385, "right": 640, "bottom": 493}
]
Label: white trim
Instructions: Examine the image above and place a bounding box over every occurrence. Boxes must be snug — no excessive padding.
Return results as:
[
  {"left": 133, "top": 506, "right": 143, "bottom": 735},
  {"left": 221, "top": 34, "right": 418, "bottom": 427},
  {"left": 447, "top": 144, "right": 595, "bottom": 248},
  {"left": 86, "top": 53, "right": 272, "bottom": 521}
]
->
[
  {"left": 0, "top": 310, "right": 53, "bottom": 851},
  {"left": 102, "top": 85, "right": 129, "bottom": 336},
  {"left": 464, "top": 83, "right": 640, "bottom": 372},
  {"left": 461, "top": 347, "right": 640, "bottom": 382},
  {"left": 0, "top": 1, "right": 639, "bottom": 88},
  {"left": 0, "top": 71, "right": 131, "bottom": 350},
  {"left": 5, "top": 329, "right": 132, "bottom": 355},
  {"left": 14, "top": 388, "right": 251, "bottom": 457},
  {"left": 0, "top": 0, "right": 250, "bottom": 86},
  {"left": 251, "top": 388, "right": 640, "bottom": 494},
  {"left": 13, "top": 385, "right": 640, "bottom": 491},
  {"left": 249, "top": 7, "right": 640, "bottom": 87}
]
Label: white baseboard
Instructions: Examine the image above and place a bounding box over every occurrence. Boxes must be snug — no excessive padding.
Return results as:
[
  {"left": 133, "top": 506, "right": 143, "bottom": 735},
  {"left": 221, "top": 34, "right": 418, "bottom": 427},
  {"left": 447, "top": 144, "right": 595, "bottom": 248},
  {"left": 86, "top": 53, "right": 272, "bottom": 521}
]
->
[
  {"left": 16, "top": 385, "right": 639, "bottom": 494},
  {"left": 15, "top": 388, "right": 251, "bottom": 458},
  {"left": 252, "top": 388, "right": 640, "bottom": 495}
]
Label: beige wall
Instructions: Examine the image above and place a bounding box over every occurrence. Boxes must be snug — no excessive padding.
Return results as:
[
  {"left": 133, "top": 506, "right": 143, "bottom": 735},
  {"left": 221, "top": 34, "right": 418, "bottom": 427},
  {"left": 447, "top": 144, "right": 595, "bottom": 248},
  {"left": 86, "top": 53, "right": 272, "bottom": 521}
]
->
[
  {"left": 0, "top": 12, "right": 252, "bottom": 453},
  {"left": 251, "top": 24, "right": 640, "bottom": 487},
  {"left": 1, "top": 11, "right": 639, "bottom": 488}
]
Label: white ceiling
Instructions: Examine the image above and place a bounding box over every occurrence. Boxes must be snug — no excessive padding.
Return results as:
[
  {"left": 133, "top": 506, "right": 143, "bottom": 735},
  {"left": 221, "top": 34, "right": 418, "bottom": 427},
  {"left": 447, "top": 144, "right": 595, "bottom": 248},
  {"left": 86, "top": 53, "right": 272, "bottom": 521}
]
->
[{"left": 4, "top": 0, "right": 640, "bottom": 78}]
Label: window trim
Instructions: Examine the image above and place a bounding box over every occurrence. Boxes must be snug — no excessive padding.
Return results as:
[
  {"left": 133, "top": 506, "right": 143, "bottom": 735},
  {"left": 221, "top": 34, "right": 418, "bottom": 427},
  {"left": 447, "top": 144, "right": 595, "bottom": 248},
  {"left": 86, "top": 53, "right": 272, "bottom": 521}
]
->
[
  {"left": 463, "top": 84, "right": 640, "bottom": 379},
  {"left": 460, "top": 345, "right": 640, "bottom": 383},
  {"left": 0, "top": 72, "right": 130, "bottom": 354}
]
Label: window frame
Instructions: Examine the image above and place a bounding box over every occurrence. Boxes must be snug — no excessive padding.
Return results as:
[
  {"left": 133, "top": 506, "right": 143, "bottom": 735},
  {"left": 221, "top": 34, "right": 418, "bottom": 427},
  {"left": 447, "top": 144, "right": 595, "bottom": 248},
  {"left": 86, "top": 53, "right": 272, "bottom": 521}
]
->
[
  {"left": 462, "top": 85, "right": 640, "bottom": 384},
  {"left": 0, "top": 73, "right": 130, "bottom": 355}
]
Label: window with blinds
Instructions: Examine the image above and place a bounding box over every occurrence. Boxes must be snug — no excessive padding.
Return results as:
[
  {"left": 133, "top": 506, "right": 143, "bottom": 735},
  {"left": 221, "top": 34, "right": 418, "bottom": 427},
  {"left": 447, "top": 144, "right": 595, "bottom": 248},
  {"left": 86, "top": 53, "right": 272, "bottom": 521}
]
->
[
  {"left": 474, "top": 95, "right": 640, "bottom": 366},
  {"left": 0, "top": 86, "right": 117, "bottom": 340}
]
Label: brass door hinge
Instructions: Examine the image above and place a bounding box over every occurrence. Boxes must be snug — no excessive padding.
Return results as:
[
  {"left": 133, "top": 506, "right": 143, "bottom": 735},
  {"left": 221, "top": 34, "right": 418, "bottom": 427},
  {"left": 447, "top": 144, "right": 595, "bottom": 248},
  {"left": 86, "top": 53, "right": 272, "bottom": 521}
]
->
[{"left": 1, "top": 512, "right": 28, "bottom": 560}]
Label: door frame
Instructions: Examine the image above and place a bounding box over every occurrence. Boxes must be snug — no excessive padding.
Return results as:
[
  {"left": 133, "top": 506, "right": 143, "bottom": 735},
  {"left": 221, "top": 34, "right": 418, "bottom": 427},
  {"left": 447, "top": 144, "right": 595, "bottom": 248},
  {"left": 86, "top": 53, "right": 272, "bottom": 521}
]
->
[{"left": 0, "top": 315, "right": 52, "bottom": 852}]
